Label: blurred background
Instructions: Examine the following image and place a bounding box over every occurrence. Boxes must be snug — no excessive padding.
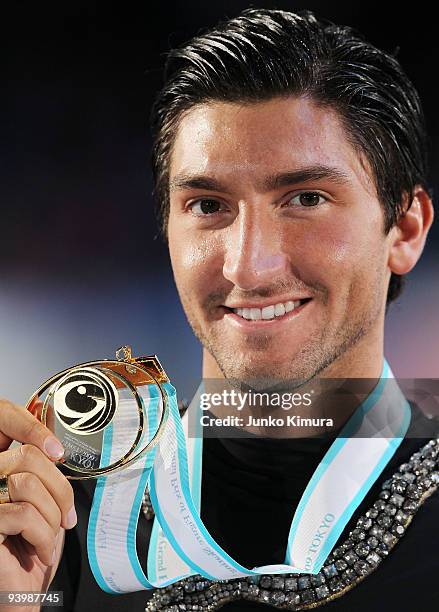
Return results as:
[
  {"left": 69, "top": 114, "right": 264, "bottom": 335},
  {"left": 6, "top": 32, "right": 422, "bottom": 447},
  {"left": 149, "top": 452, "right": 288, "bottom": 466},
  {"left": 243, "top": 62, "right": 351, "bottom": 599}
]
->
[{"left": 1, "top": 1, "right": 438, "bottom": 407}]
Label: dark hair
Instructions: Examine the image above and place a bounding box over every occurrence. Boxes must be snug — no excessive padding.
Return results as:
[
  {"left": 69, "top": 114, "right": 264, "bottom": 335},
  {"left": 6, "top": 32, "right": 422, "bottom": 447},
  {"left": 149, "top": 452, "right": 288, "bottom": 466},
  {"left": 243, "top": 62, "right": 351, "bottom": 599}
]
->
[{"left": 150, "top": 8, "right": 430, "bottom": 309}]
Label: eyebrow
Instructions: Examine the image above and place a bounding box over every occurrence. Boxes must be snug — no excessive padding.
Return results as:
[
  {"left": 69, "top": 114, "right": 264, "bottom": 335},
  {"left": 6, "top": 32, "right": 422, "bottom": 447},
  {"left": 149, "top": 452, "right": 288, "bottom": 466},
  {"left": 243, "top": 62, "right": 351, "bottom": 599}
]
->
[{"left": 169, "top": 165, "right": 351, "bottom": 194}]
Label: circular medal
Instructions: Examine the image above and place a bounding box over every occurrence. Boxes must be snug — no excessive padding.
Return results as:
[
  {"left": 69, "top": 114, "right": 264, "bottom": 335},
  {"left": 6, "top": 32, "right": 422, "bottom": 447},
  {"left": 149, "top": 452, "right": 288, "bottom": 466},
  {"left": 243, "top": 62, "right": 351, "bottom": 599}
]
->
[{"left": 25, "top": 346, "right": 170, "bottom": 479}]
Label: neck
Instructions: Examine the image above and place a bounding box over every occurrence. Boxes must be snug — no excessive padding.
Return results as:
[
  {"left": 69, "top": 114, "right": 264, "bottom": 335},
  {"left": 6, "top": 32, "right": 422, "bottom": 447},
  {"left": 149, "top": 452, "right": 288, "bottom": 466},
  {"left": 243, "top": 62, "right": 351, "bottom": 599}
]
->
[{"left": 200, "top": 329, "right": 387, "bottom": 438}]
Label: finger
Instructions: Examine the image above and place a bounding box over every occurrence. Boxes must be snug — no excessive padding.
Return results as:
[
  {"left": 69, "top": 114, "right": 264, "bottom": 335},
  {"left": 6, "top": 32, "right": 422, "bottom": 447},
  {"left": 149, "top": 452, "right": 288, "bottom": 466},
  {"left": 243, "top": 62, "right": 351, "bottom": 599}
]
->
[
  {"left": 0, "top": 502, "right": 57, "bottom": 566},
  {"left": 7, "top": 472, "right": 62, "bottom": 534},
  {"left": 27, "top": 398, "right": 43, "bottom": 421},
  {"left": 0, "top": 445, "right": 76, "bottom": 530},
  {"left": 29, "top": 398, "right": 55, "bottom": 433},
  {"left": 0, "top": 399, "right": 64, "bottom": 459}
]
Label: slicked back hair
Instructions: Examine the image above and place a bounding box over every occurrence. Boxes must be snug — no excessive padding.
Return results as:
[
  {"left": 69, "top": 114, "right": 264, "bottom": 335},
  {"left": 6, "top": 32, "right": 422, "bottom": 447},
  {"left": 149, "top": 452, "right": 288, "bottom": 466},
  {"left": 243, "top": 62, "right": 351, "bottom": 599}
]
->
[{"left": 150, "top": 8, "right": 430, "bottom": 309}]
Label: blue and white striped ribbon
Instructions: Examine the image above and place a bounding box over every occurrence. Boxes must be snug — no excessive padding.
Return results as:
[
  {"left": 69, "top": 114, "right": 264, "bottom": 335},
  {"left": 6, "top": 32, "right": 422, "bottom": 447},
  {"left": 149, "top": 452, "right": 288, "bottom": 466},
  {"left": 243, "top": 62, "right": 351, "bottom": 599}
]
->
[{"left": 87, "top": 358, "right": 411, "bottom": 592}]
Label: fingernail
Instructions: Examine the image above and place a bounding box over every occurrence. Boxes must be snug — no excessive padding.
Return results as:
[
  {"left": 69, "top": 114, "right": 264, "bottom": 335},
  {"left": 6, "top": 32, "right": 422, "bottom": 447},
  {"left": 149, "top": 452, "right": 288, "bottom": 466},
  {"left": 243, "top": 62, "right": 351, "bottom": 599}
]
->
[
  {"left": 51, "top": 546, "right": 57, "bottom": 565},
  {"left": 44, "top": 436, "right": 64, "bottom": 459},
  {"left": 66, "top": 505, "right": 77, "bottom": 529}
]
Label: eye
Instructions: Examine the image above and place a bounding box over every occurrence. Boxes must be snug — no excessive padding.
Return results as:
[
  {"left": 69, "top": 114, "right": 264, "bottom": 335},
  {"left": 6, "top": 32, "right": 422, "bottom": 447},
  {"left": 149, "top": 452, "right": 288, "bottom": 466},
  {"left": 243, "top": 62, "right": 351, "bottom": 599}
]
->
[
  {"left": 285, "top": 191, "right": 327, "bottom": 208},
  {"left": 188, "top": 198, "right": 226, "bottom": 216}
]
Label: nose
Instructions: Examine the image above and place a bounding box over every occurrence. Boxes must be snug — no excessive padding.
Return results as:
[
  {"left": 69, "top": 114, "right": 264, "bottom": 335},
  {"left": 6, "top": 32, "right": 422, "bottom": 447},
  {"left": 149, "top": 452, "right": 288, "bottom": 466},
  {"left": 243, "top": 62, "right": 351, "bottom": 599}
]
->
[{"left": 222, "top": 206, "right": 289, "bottom": 290}]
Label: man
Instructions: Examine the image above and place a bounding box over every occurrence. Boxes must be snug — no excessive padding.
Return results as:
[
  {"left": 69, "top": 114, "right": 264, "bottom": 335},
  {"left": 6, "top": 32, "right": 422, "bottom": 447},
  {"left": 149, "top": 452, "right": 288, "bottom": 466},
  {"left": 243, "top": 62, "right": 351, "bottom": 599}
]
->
[{"left": 0, "top": 7, "right": 437, "bottom": 611}]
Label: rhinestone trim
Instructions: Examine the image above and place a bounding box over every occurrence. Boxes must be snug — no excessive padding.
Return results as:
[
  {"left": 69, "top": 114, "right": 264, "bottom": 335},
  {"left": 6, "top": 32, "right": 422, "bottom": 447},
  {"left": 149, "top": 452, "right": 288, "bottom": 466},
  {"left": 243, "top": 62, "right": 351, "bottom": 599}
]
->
[{"left": 144, "top": 438, "right": 439, "bottom": 611}]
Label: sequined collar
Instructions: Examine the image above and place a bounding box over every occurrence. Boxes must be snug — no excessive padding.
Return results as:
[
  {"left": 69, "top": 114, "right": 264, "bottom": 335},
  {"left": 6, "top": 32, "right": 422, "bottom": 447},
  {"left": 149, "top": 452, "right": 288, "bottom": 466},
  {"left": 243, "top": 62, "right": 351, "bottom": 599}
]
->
[{"left": 143, "top": 438, "right": 439, "bottom": 611}]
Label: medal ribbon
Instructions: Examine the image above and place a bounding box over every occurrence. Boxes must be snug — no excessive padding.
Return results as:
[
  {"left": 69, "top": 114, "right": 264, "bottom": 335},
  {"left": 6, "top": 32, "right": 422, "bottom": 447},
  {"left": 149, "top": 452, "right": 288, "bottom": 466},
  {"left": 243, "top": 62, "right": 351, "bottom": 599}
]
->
[{"left": 87, "top": 358, "right": 411, "bottom": 592}]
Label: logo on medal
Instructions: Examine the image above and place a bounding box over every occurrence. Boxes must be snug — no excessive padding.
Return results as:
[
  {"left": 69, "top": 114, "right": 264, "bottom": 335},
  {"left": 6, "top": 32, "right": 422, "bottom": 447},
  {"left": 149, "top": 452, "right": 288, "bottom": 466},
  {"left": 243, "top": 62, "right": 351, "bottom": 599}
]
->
[{"left": 52, "top": 367, "right": 118, "bottom": 435}]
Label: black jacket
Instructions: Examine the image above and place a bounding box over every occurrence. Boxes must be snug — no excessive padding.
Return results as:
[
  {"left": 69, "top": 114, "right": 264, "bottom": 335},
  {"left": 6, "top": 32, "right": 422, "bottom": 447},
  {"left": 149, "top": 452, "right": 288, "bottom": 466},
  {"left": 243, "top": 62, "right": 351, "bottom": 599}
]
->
[{"left": 47, "top": 402, "right": 439, "bottom": 611}]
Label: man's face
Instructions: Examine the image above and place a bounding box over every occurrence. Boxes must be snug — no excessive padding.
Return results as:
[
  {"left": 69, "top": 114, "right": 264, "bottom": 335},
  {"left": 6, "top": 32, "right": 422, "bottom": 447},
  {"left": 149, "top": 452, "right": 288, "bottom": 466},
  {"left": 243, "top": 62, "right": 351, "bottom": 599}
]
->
[{"left": 167, "top": 96, "right": 391, "bottom": 384}]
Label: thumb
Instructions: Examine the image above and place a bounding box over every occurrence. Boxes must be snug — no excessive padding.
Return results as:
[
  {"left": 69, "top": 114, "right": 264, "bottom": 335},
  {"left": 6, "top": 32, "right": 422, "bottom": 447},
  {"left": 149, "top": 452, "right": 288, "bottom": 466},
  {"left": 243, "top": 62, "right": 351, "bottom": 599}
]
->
[{"left": 0, "top": 399, "right": 64, "bottom": 459}]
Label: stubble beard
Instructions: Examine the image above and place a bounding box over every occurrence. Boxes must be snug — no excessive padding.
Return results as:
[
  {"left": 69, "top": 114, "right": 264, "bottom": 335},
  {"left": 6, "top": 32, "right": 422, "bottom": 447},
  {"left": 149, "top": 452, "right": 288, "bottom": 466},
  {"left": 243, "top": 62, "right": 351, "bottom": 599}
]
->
[
  {"left": 197, "top": 314, "right": 371, "bottom": 390},
  {"left": 179, "top": 276, "right": 385, "bottom": 391}
]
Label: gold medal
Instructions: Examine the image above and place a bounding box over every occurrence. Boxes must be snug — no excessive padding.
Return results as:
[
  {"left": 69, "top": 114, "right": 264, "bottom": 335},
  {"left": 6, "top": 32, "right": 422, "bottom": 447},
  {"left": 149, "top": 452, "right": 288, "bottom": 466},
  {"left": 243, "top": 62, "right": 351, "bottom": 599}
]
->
[{"left": 25, "top": 346, "right": 169, "bottom": 479}]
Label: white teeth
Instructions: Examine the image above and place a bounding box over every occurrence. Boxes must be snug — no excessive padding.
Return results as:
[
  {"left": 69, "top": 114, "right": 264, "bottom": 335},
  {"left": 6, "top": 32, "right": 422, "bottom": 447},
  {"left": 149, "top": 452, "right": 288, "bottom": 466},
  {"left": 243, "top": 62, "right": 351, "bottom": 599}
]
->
[
  {"left": 261, "top": 305, "right": 275, "bottom": 319},
  {"left": 274, "top": 303, "right": 285, "bottom": 317},
  {"left": 232, "top": 298, "right": 309, "bottom": 321},
  {"left": 250, "top": 308, "right": 261, "bottom": 320}
]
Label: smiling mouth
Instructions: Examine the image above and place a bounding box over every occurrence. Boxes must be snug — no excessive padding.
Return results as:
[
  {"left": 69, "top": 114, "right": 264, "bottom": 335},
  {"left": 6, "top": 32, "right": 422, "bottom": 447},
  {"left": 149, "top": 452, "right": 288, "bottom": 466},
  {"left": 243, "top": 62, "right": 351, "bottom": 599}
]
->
[{"left": 222, "top": 297, "right": 313, "bottom": 322}]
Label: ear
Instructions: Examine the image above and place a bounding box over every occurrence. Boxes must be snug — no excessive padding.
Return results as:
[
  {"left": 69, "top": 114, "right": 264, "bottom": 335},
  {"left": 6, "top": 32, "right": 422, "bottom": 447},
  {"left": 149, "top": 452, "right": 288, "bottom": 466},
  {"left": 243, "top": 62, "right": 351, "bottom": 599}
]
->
[{"left": 387, "top": 185, "right": 434, "bottom": 275}]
